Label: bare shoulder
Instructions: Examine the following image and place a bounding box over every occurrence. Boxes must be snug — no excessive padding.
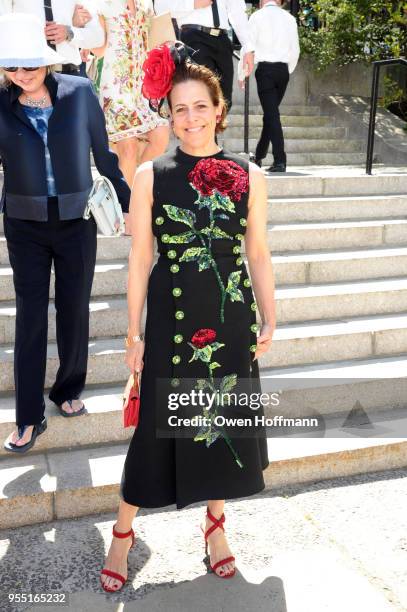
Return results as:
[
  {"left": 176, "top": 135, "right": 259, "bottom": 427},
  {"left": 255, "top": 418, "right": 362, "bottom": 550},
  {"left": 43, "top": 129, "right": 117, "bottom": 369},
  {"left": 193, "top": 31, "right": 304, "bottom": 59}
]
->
[
  {"left": 249, "top": 162, "right": 266, "bottom": 187},
  {"left": 133, "top": 161, "right": 154, "bottom": 190}
]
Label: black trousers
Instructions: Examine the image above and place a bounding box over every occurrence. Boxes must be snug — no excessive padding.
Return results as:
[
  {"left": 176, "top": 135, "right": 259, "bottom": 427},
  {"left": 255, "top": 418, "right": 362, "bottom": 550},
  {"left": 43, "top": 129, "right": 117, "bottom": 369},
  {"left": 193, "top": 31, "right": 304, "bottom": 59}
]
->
[
  {"left": 255, "top": 62, "right": 290, "bottom": 164},
  {"left": 3, "top": 198, "right": 97, "bottom": 427},
  {"left": 180, "top": 29, "right": 234, "bottom": 110}
]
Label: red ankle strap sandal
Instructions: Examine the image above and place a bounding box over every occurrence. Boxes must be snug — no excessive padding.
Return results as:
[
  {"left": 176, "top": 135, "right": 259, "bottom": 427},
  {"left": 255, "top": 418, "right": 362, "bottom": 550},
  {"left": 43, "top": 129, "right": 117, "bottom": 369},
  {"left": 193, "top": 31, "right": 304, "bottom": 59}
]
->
[
  {"left": 202, "top": 508, "right": 236, "bottom": 578},
  {"left": 100, "top": 524, "right": 135, "bottom": 593}
]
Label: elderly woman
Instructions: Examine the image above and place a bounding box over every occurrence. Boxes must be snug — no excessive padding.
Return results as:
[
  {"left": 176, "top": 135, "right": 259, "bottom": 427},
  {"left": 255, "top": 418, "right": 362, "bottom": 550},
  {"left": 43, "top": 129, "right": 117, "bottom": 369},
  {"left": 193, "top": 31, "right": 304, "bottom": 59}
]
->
[{"left": 0, "top": 13, "right": 130, "bottom": 453}]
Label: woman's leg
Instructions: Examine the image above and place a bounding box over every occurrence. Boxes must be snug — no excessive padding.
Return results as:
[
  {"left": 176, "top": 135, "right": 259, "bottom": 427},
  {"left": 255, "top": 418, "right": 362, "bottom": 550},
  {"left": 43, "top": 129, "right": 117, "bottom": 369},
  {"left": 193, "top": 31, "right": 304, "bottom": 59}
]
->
[
  {"left": 3, "top": 215, "right": 52, "bottom": 445},
  {"left": 115, "top": 136, "right": 140, "bottom": 187},
  {"left": 203, "top": 500, "right": 235, "bottom": 577},
  {"left": 139, "top": 125, "right": 170, "bottom": 165},
  {"left": 101, "top": 500, "right": 139, "bottom": 591},
  {"left": 48, "top": 216, "right": 97, "bottom": 409}
]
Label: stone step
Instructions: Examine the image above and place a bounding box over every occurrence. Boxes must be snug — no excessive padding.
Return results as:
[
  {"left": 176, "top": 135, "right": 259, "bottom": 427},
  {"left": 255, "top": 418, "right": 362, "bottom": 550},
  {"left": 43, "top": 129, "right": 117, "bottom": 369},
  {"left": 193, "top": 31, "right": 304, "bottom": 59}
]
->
[
  {"left": 1, "top": 218, "right": 405, "bottom": 263},
  {"left": 224, "top": 126, "right": 347, "bottom": 139},
  {"left": 257, "top": 152, "right": 366, "bottom": 165},
  {"left": 2, "top": 244, "right": 407, "bottom": 303},
  {"left": 1, "top": 431, "right": 406, "bottom": 529},
  {"left": 0, "top": 171, "right": 406, "bottom": 206},
  {"left": 3, "top": 274, "right": 407, "bottom": 342},
  {"left": 1, "top": 354, "right": 406, "bottom": 460},
  {"left": 222, "top": 138, "right": 362, "bottom": 153},
  {"left": 2, "top": 312, "right": 407, "bottom": 389},
  {"left": 268, "top": 219, "right": 407, "bottom": 252},
  {"left": 273, "top": 246, "right": 407, "bottom": 285},
  {"left": 263, "top": 173, "right": 407, "bottom": 198},
  {"left": 226, "top": 114, "right": 332, "bottom": 127},
  {"left": 229, "top": 105, "right": 322, "bottom": 116},
  {"left": 268, "top": 194, "right": 407, "bottom": 223}
]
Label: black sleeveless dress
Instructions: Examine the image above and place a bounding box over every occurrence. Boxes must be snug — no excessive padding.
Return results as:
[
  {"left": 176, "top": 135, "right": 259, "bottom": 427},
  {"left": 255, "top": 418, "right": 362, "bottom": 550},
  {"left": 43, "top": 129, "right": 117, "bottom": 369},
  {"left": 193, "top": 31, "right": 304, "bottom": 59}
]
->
[{"left": 120, "top": 147, "right": 269, "bottom": 509}]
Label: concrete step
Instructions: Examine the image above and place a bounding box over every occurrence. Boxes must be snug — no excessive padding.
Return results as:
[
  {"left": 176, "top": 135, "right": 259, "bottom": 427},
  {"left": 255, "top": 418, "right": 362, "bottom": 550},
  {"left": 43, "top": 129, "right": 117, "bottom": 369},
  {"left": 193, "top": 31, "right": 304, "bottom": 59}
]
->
[
  {"left": 3, "top": 312, "right": 407, "bottom": 389},
  {"left": 225, "top": 126, "right": 347, "bottom": 139},
  {"left": 3, "top": 276, "right": 407, "bottom": 342},
  {"left": 1, "top": 354, "right": 406, "bottom": 459},
  {"left": 2, "top": 218, "right": 405, "bottom": 263},
  {"left": 273, "top": 246, "right": 407, "bottom": 285},
  {"left": 222, "top": 138, "right": 362, "bottom": 153},
  {"left": 1, "top": 431, "right": 406, "bottom": 529},
  {"left": 268, "top": 219, "right": 407, "bottom": 252},
  {"left": 0, "top": 172, "right": 406, "bottom": 213},
  {"left": 263, "top": 173, "right": 407, "bottom": 198},
  {"left": 268, "top": 194, "right": 407, "bottom": 223},
  {"left": 255, "top": 152, "right": 366, "bottom": 165},
  {"left": 226, "top": 114, "right": 332, "bottom": 127},
  {"left": 229, "top": 105, "right": 322, "bottom": 116},
  {"left": 2, "top": 245, "right": 407, "bottom": 306}
]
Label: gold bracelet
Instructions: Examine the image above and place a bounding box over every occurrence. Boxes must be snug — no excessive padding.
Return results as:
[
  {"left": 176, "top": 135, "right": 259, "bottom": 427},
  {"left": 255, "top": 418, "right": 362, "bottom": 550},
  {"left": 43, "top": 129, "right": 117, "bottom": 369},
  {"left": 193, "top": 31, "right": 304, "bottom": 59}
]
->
[{"left": 125, "top": 333, "right": 145, "bottom": 347}]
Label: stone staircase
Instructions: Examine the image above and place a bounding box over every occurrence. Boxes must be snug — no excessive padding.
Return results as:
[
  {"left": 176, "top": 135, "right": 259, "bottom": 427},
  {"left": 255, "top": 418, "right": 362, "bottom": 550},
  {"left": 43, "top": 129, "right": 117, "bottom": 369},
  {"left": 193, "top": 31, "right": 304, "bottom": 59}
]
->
[
  {"left": 220, "top": 104, "right": 366, "bottom": 166},
  {"left": 1, "top": 170, "right": 407, "bottom": 530}
]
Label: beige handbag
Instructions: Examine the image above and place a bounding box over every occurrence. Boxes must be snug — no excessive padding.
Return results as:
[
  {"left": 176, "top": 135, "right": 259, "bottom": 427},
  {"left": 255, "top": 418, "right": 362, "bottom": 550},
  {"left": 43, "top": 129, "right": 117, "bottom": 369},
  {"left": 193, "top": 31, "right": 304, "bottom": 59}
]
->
[{"left": 148, "top": 12, "right": 177, "bottom": 50}]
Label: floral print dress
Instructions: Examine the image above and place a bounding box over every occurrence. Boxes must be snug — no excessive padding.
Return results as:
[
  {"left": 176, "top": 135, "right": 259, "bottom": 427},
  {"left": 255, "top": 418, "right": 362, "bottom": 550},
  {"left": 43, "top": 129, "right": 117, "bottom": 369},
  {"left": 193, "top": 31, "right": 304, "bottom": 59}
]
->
[
  {"left": 97, "top": 0, "right": 168, "bottom": 142},
  {"left": 120, "top": 148, "right": 269, "bottom": 510}
]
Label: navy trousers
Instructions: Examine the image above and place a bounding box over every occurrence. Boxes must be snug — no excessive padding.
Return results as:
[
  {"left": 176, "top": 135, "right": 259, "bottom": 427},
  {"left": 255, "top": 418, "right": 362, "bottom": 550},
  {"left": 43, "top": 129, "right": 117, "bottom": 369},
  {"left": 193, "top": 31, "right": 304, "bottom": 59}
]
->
[
  {"left": 255, "top": 62, "right": 290, "bottom": 164},
  {"left": 3, "top": 198, "right": 97, "bottom": 427}
]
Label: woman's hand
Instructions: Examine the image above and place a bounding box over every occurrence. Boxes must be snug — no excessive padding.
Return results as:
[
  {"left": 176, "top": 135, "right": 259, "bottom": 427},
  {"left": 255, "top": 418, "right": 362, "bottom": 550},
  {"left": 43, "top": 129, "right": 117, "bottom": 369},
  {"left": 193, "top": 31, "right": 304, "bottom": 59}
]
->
[
  {"left": 125, "top": 341, "right": 145, "bottom": 373},
  {"left": 73, "top": 4, "right": 92, "bottom": 27},
  {"left": 254, "top": 322, "right": 274, "bottom": 361}
]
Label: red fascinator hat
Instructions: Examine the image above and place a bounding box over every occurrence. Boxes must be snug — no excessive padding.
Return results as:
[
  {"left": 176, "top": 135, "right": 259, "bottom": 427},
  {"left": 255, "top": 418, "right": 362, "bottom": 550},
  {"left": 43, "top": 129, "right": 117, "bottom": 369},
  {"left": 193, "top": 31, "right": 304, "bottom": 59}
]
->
[{"left": 141, "top": 41, "right": 196, "bottom": 112}]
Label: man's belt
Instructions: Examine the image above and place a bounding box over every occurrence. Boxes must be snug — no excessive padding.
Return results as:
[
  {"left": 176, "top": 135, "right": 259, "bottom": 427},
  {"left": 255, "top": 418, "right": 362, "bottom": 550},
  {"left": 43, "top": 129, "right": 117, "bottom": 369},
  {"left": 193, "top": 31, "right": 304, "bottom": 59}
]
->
[{"left": 181, "top": 24, "right": 227, "bottom": 37}]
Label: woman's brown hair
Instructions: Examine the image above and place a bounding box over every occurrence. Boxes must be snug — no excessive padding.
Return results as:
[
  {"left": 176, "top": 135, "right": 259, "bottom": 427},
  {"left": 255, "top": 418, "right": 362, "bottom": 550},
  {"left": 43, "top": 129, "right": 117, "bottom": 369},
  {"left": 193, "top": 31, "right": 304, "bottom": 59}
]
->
[{"left": 167, "top": 62, "right": 228, "bottom": 134}]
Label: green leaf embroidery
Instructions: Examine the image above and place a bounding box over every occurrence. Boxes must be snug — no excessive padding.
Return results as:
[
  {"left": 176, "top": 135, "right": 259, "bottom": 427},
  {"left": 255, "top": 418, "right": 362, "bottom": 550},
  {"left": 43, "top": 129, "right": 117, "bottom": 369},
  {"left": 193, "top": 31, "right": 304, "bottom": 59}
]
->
[
  {"left": 188, "top": 343, "right": 213, "bottom": 363},
  {"left": 209, "top": 362, "right": 221, "bottom": 370},
  {"left": 166, "top": 231, "right": 196, "bottom": 244},
  {"left": 163, "top": 205, "right": 196, "bottom": 228},
  {"left": 209, "top": 342, "right": 225, "bottom": 353},
  {"left": 198, "top": 251, "right": 212, "bottom": 271},
  {"left": 205, "top": 429, "right": 221, "bottom": 447},
  {"left": 220, "top": 373, "right": 238, "bottom": 394},
  {"left": 201, "top": 226, "right": 233, "bottom": 240},
  {"left": 195, "top": 378, "right": 212, "bottom": 391},
  {"left": 225, "top": 270, "right": 244, "bottom": 303},
  {"left": 212, "top": 191, "right": 236, "bottom": 213},
  {"left": 179, "top": 247, "right": 207, "bottom": 263}
]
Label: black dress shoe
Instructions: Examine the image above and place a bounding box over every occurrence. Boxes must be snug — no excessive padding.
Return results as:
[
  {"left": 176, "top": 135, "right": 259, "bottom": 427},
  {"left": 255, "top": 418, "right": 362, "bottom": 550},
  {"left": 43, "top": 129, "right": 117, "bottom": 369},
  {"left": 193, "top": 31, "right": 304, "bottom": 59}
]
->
[
  {"left": 249, "top": 153, "right": 262, "bottom": 168},
  {"left": 266, "top": 163, "right": 286, "bottom": 173}
]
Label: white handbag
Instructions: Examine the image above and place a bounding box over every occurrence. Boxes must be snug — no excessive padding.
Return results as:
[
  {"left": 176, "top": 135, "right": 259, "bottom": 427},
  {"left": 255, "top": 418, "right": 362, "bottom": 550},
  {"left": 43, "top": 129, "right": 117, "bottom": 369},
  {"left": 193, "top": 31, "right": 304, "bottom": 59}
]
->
[{"left": 83, "top": 176, "right": 125, "bottom": 236}]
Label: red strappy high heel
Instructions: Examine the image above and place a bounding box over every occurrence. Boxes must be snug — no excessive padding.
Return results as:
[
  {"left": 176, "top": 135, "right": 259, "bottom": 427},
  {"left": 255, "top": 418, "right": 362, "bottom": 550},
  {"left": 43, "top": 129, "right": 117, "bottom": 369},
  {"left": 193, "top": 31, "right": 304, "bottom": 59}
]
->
[
  {"left": 201, "top": 507, "right": 236, "bottom": 578},
  {"left": 100, "top": 524, "right": 135, "bottom": 592}
]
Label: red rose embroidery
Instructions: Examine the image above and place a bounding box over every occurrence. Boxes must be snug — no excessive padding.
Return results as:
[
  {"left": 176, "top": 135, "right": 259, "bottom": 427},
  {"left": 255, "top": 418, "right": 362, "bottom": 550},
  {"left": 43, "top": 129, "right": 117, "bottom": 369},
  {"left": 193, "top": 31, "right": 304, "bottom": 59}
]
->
[
  {"left": 191, "top": 328, "right": 217, "bottom": 349},
  {"left": 188, "top": 158, "right": 249, "bottom": 202},
  {"left": 141, "top": 44, "right": 176, "bottom": 101}
]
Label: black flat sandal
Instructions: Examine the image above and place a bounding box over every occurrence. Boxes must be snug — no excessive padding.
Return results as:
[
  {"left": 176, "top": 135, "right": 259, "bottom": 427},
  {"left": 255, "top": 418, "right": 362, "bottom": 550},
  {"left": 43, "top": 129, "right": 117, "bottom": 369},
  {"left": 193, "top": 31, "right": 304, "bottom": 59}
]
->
[
  {"left": 57, "top": 399, "right": 86, "bottom": 418},
  {"left": 4, "top": 417, "right": 47, "bottom": 454}
]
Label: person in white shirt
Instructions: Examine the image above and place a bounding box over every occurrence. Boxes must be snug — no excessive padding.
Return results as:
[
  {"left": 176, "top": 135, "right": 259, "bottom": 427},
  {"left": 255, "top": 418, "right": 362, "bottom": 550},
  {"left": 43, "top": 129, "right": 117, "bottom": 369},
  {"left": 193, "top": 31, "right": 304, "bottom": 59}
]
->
[
  {"left": 0, "top": 0, "right": 104, "bottom": 74},
  {"left": 154, "top": 0, "right": 254, "bottom": 110},
  {"left": 247, "top": 0, "right": 300, "bottom": 172}
]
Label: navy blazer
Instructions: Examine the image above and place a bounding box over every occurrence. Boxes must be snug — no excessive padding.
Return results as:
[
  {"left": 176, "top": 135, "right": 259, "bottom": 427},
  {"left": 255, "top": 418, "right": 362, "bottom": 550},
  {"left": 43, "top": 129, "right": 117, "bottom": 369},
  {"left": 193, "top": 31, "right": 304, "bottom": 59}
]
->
[{"left": 0, "top": 73, "right": 130, "bottom": 221}]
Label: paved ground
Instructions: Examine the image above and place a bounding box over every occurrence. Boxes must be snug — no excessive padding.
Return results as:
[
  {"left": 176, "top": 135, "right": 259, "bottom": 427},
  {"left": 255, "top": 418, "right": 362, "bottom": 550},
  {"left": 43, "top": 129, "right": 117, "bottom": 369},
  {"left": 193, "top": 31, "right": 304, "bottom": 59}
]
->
[{"left": 0, "top": 467, "right": 406, "bottom": 612}]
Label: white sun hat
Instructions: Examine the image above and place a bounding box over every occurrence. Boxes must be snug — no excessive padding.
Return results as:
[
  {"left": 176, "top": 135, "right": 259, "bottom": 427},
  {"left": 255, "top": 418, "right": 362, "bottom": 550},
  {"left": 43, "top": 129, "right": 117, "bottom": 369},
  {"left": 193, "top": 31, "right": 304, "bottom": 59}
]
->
[{"left": 0, "top": 13, "right": 65, "bottom": 68}]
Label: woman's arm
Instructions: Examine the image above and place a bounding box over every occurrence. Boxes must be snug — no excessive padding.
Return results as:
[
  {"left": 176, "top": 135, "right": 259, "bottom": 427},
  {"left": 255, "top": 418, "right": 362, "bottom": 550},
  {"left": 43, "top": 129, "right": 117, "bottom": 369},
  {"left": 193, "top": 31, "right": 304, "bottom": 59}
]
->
[
  {"left": 90, "top": 15, "right": 108, "bottom": 58},
  {"left": 125, "top": 161, "right": 155, "bottom": 373},
  {"left": 245, "top": 162, "right": 276, "bottom": 360}
]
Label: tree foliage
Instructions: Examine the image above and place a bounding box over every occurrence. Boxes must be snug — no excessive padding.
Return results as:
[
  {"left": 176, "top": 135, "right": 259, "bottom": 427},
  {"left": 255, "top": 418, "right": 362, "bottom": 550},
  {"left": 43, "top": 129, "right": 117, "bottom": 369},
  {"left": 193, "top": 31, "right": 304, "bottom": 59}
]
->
[{"left": 299, "top": 1, "right": 407, "bottom": 71}]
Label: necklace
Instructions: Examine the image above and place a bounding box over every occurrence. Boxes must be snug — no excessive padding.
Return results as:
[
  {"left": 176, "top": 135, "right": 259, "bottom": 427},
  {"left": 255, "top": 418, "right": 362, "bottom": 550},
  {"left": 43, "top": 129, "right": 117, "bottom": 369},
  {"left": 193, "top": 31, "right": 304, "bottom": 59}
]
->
[{"left": 23, "top": 94, "right": 49, "bottom": 108}]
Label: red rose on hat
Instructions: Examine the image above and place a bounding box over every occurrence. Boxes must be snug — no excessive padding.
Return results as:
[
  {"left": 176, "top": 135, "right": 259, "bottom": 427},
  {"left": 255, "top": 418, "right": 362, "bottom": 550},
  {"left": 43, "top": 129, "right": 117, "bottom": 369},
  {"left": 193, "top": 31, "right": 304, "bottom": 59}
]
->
[
  {"left": 189, "top": 158, "right": 249, "bottom": 202},
  {"left": 191, "top": 328, "right": 217, "bottom": 349},
  {"left": 141, "top": 44, "right": 176, "bottom": 101}
]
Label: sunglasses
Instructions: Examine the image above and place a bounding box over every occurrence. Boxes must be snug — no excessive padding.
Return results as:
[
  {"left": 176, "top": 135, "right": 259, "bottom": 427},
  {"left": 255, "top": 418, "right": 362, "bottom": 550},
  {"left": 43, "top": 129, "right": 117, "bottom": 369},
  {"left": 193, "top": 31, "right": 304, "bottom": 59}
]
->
[{"left": 3, "top": 67, "right": 40, "bottom": 72}]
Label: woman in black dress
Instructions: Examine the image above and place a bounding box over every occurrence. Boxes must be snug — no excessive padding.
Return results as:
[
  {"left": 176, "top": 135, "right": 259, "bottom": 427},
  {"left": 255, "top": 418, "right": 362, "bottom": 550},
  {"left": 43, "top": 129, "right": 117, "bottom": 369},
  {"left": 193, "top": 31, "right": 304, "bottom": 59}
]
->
[{"left": 100, "top": 43, "right": 276, "bottom": 591}]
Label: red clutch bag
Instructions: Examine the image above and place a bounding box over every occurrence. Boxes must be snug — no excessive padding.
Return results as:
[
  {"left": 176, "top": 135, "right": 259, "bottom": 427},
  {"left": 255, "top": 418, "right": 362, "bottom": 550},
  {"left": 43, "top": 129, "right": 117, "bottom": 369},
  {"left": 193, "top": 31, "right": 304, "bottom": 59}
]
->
[{"left": 123, "top": 371, "right": 141, "bottom": 428}]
